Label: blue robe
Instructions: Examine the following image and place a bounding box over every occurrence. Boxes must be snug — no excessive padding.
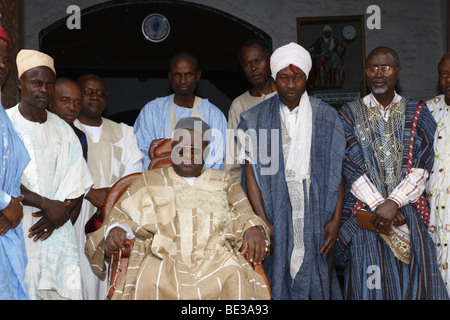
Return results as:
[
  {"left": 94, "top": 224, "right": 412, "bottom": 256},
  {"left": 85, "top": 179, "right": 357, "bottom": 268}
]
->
[
  {"left": 133, "top": 94, "right": 227, "bottom": 170},
  {"left": 237, "top": 95, "right": 345, "bottom": 300},
  {"left": 0, "top": 105, "right": 30, "bottom": 300},
  {"left": 335, "top": 98, "right": 449, "bottom": 300}
]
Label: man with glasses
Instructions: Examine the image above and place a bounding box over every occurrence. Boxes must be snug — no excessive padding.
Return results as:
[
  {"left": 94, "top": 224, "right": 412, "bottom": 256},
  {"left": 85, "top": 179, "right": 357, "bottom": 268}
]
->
[
  {"left": 86, "top": 117, "right": 271, "bottom": 300},
  {"left": 335, "top": 46, "right": 448, "bottom": 299},
  {"left": 73, "top": 73, "right": 143, "bottom": 300}
]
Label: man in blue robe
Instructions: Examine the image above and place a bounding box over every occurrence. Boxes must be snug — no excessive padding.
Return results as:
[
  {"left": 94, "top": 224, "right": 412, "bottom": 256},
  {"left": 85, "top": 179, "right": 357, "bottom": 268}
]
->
[
  {"left": 236, "top": 42, "right": 345, "bottom": 299},
  {"left": 335, "top": 46, "right": 448, "bottom": 299},
  {"left": 134, "top": 51, "right": 227, "bottom": 170},
  {"left": 0, "top": 27, "right": 31, "bottom": 300}
]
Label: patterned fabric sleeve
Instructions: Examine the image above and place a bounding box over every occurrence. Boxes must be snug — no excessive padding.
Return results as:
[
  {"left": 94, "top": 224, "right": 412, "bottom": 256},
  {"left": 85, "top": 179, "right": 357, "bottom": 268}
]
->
[
  {"left": 387, "top": 168, "right": 428, "bottom": 207},
  {"left": 350, "top": 174, "right": 384, "bottom": 210}
]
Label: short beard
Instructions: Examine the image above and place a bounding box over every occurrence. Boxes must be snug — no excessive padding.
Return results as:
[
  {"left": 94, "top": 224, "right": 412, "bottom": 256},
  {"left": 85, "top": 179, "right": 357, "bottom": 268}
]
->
[{"left": 372, "top": 85, "right": 388, "bottom": 95}]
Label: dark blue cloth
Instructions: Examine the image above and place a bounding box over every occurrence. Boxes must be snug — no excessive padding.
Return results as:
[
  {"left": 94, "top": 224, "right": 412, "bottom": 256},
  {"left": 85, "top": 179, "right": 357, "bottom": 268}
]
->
[
  {"left": 237, "top": 95, "right": 345, "bottom": 300},
  {"left": 70, "top": 123, "right": 88, "bottom": 161},
  {"left": 335, "top": 99, "right": 448, "bottom": 300}
]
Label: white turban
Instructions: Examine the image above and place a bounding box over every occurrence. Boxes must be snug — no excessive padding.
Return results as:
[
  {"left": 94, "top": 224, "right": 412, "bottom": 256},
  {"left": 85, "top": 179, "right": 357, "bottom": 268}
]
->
[
  {"left": 270, "top": 42, "right": 312, "bottom": 80},
  {"left": 17, "top": 49, "right": 56, "bottom": 78}
]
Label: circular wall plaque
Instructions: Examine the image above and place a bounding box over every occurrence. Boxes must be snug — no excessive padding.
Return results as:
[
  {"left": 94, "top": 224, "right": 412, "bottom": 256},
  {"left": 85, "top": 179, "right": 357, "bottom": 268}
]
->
[{"left": 142, "top": 14, "right": 170, "bottom": 43}]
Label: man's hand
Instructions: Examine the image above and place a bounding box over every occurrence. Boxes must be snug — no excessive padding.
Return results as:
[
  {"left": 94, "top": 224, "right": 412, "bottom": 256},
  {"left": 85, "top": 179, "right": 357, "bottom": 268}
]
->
[
  {"left": 372, "top": 199, "right": 399, "bottom": 231},
  {"left": 0, "top": 214, "right": 12, "bottom": 236},
  {"left": 86, "top": 187, "right": 110, "bottom": 209},
  {"left": 241, "top": 226, "right": 268, "bottom": 266},
  {"left": 28, "top": 216, "right": 55, "bottom": 242},
  {"left": 37, "top": 198, "right": 71, "bottom": 228},
  {"left": 105, "top": 227, "right": 127, "bottom": 258},
  {"left": 320, "top": 218, "right": 340, "bottom": 258},
  {"left": 2, "top": 195, "right": 25, "bottom": 229},
  {"left": 393, "top": 210, "right": 406, "bottom": 227}
]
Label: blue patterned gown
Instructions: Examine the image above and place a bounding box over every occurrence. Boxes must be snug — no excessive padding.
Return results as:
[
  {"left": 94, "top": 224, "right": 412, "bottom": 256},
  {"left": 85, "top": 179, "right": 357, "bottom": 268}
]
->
[
  {"left": 237, "top": 95, "right": 345, "bottom": 300},
  {"left": 335, "top": 98, "right": 449, "bottom": 300}
]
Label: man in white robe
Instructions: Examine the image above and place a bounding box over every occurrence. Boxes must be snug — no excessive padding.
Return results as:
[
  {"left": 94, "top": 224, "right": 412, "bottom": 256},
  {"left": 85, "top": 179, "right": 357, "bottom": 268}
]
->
[
  {"left": 7, "top": 49, "right": 93, "bottom": 300},
  {"left": 73, "top": 74, "right": 143, "bottom": 300},
  {"left": 427, "top": 52, "right": 450, "bottom": 295}
]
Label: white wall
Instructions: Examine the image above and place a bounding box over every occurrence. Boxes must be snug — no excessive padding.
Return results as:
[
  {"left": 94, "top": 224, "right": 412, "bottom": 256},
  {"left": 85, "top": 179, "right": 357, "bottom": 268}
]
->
[{"left": 23, "top": 0, "right": 448, "bottom": 103}]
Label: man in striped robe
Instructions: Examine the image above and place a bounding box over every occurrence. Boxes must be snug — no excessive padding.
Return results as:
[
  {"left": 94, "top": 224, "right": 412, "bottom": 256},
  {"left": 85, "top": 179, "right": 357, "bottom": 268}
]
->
[
  {"left": 86, "top": 117, "right": 271, "bottom": 300},
  {"left": 335, "top": 46, "right": 448, "bottom": 299}
]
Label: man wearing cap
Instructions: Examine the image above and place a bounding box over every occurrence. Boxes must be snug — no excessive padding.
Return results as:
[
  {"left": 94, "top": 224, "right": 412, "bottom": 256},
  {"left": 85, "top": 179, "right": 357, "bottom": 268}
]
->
[
  {"left": 308, "top": 25, "right": 345, "bottom": 87},
  {"left": 0, "top": 26, "right": 12, "bottom": 99},
  {"left": 236, "top": 42, "right": 345, "bottom": 299},
  {"left": 6, "top": 49, "right": 93, "bottom": 300},
  {"left": 86, "top": 117, "right": 271, "bottom": 300},
  {"left": 335, "top": 46, "right": 448, "bottom": 299},
  {"left": 133, "top": 51, "right": 227, "bottom": 171},
  {"left": 0, "top": 27, "right": 31, "bottom": 300}
]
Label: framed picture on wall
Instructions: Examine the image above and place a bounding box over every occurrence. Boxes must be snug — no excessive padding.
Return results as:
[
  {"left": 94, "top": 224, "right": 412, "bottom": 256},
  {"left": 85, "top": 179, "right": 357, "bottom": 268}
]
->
[{"left": 297, "top": 15, "right": 366, "bottom": 108}]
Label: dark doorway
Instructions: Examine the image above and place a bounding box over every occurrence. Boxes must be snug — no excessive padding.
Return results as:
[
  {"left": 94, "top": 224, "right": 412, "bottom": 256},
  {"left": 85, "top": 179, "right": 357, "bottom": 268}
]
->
[{"left": 39, "top": 0, "right": 272, "bottom": 125}]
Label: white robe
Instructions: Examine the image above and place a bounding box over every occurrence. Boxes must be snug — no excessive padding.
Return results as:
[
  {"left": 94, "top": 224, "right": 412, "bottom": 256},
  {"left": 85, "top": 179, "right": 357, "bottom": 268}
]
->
[
  {"left": 73, "top": 118, "right": 143, "bottom": 300},
  {"left": 7, "top": 105, "right": 94, "bottom": 300}
]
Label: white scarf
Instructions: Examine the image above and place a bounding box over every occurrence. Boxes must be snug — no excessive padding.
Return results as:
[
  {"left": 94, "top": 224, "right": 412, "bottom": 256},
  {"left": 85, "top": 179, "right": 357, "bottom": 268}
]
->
[
  {"left": 271, "top": 42, "right": 313, "bottom": 279},
  {"left": 271, "top": 42, "right": 313, "bottom": 182}
]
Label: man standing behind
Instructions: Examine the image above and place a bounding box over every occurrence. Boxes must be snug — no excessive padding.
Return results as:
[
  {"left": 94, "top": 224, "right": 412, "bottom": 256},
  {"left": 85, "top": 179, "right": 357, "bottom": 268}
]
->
[
  {"left": 73, "top": 73, "right": 143, "bottom": 300},
  {"left": 335, "top": 46, "right": 448, "bottom": 299},
  {"left": 0, "top": 27, "right": 31, "bottom": 300},
  {"left": 134, "top": 51, "right": 227, "bottom": 170},
  {"left": 48, "top": 77, "right": 88, "bottom": 160},
  {"left": 224, "top": 39, "right": 277, "bottom": 182},
  {"left": 426, "top": 52, "right": 450, "bottom": 295},
  {"left": 0, "top": 27, "right": 11, "bottom": 101},
  {"left": 236, "top": 42, "right": 345, "bottom": 299},
  {"left": 7, "top": 49, "right": 93, "bottom": 300}
]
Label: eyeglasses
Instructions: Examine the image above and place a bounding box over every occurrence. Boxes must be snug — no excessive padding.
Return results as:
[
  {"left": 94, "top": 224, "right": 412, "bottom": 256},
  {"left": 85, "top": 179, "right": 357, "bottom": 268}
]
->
[
  {"left": 83, "top": 88, "right": 106, "bottom": 97},
  {"left": 365, "top": 65, "right": 398, "bottom": 78}
]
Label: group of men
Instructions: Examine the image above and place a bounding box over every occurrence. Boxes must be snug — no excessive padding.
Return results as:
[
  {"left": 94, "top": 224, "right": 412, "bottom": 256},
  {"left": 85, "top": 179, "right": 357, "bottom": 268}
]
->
[{"left": 1, "top": 21, "right": 450, "bottom": 300}]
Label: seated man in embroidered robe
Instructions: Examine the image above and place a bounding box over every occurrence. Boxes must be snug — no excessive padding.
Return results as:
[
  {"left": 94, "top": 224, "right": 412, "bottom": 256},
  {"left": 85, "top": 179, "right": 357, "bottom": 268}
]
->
[
  {"left": 335, "top": 46, "right": 448, "bottom": 299},
  {"left": 86, "top": 117, "right": 271, "bottom": 300}
]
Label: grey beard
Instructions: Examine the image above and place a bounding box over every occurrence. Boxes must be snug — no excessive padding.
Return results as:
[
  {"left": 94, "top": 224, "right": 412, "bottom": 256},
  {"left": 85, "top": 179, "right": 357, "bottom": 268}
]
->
[{"left": 372, "top": 85, "right": 388, "bottom": 94}]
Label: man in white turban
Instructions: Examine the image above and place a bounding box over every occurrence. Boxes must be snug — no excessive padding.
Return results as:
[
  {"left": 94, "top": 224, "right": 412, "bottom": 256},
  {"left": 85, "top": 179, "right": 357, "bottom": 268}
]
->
[
  {"left": 6, "top": 49, "right": 93, "bottom": 299},
  {"left": 235, "top": 42, "right": 346, "bottom": 299}
]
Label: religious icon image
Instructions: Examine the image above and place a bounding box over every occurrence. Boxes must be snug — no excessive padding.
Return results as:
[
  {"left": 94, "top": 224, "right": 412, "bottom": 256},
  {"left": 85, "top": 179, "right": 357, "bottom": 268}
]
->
[{"left": 308, "top": 25, "right": 345, "bottom": 88}]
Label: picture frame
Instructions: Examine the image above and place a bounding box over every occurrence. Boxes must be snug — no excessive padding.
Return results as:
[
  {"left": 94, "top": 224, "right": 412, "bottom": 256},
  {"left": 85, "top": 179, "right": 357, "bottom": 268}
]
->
[{"left": 297, "top": 15, "right": 366, "bottom": 108}]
